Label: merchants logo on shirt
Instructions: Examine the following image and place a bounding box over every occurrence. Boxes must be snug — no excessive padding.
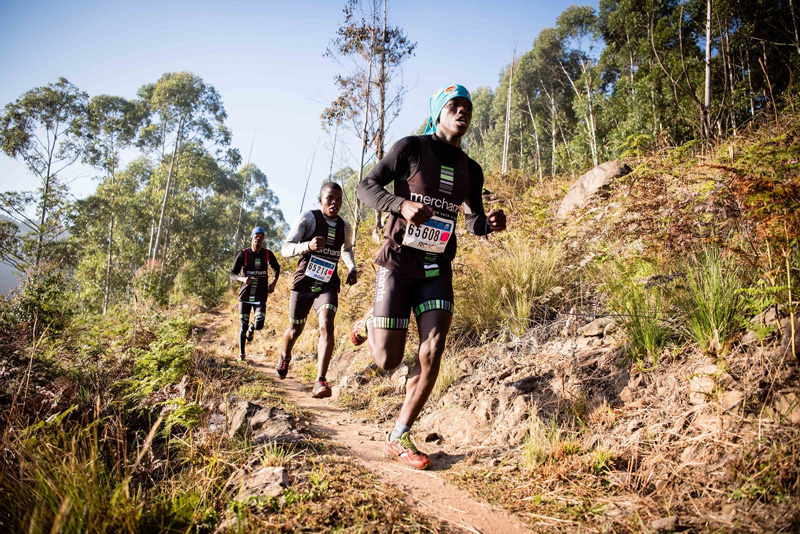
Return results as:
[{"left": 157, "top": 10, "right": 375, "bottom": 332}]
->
[{"left": 439, "top": 165, "right": 454, "bottom": 195}]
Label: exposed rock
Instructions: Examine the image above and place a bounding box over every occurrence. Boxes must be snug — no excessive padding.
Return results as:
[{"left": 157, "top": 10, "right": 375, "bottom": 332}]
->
[
  {"left": 234, "top": 466, "right": 289, "bottom": 502},
  {"left": 228, "top": 401, "right": 262, "bottom": 439},
  {"left": 720, "top": 390, "right": 744, "bottom": 411},
  {"left": 620, "top": 386, "right": 635, "bottom": 404},
  {"left": 250, "top": 406, "right": 303, "bottom": 444},
  {"left": 336, "top": 373, "right": 368, "bottom": 393},
  {"left": 473, "top": 393, "right": 498, "bottom": 422},
  {"left": 649, "top": 515, "right": 678, "bottom": 532},
  {"left": 780, "top": 317, "right": 800, "bottom": 357},
  {"left": 579, "top": 317, "right": 614, "bottom": 337},
  {"left": 557, "top": 160, "right": 631, "bottom": 217},
  {"left": 768, "top": 391, "right": 800, "bottom": 425},
  {"left": 208, "top": 413, "right": 226, "bottom": 433},
  {"left": 688, "top": 365, "right": 735, "bottom": 405},
  {"left": 420, "top": 407, "right": 485, "bottom": 445}
]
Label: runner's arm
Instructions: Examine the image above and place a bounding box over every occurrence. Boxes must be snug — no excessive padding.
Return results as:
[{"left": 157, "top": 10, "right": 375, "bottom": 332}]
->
[
  {"left": 357, "top": 137, "right": 416, "bottom": 214},
  {"left": 341, "top": 219, "right": 356, "bottom": 272},
  {"left": 267, "top": 250, "right": 281, "bottom": 284},
  {"left": 230, "top": 250, "right": 246, "bottom": 283},
  {"left": 463, "top": 160, "right": 490, "bottom": 236},
  {"left": 281, "top": 212, "right": 316, "bottom": 257}
]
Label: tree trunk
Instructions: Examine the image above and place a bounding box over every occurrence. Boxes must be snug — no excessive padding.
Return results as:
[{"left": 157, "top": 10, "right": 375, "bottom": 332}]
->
[
  {"left": 35, "top": 157, "right": 53, "bottom": 272},
  {"left": 102, "top": 171, "right": 115, "bottom": 315},
  {"left": 582, "top": 57, "right": 598, "bottom": 166},
  {"left": 374, "top": 0, "right": 387, "bottom": 238},
  {"left": 354, "top": 21, "right": 377, "bottom": 247},
  {"left": 153, "top": 117, "right": 184, "bottom": 262},
  {"left": 703, "top": 0, "right": 713, "bottom": 140},
  {"left": 526, "top": 95, "right": 543, "bottom": 183},
  {"left": 790, "top": 0, "right": 800, "bottom": 55},
  {"left": 501, "top": 51, "right": 515, "bottom": 176}
]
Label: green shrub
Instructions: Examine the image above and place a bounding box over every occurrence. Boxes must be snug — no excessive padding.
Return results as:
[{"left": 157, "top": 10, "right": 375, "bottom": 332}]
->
[
  {"left": 679, "top": 247, "right": 742, "bottom": 355},
  {"left": 125, "top": 317, "right": 195, "bottom": 405},
  {"left": 605, "top": 261, "right": 671, "bottom": 366}
]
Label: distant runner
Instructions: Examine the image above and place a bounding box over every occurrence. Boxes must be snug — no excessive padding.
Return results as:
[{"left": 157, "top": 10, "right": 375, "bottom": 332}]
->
[
  {"left": 278, "top": 182, "right": 357, "bottom": 398},
  {"left": 350, "top": 85, "right": 506, "bottom": 469},
  {"left": 230, "top": 227, "right": 281, "bottom": 361}
]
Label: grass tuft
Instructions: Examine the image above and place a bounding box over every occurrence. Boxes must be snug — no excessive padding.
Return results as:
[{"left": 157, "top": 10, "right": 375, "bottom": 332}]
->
[{"left": 679, "top": 247, "right": 742, "bottom": 355}]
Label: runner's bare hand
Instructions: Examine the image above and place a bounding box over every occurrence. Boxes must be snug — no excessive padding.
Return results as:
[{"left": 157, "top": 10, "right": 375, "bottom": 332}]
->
[
  {"left": 308, "top": 236, "right": 325, "bottom": 251},
  {"left": 487, "top": 208, "right": 506, "bottom": 232},
  {"left": 267, "top": 281, "right": 277, "bottom": 294},
  {"left": 400, "top": 200, "right": 434, "bottom": 226},
  {"left": 345, "top": 270, "right": 358, "bottom": 286}
]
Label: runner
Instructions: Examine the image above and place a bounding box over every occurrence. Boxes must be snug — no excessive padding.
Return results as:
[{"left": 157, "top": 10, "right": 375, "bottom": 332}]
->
[
  {"left": 278, "top": 182, "right": 357, "bottom": 398},
  {"left": 350, "top": 84, "right": 506, "bottom": 469},
  {"left": 230, "top": 227, "right": 281, "bottom": 361}
]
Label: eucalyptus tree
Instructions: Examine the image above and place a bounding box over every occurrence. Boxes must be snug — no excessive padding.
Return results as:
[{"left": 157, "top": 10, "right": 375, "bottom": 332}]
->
[
  {"left": 557, "top": 5, "right": 603, "bottom": 166},
  {"left": 323, "top": 0, "right": 416, "bottom": 236},
  {"left": 136, "top": 71, "right": 237, "bottom": 264},
  {"left": 0, "top": 78, "right": 88, "bottom": 272},
  {"left": 78, "top": 95, "right": 145, "bottom": 312}
]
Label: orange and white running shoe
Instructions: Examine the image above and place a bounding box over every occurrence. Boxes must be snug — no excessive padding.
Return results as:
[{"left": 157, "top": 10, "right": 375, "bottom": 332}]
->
[{"left": 382, "top": 431, "right": 432, "bottom": 470}]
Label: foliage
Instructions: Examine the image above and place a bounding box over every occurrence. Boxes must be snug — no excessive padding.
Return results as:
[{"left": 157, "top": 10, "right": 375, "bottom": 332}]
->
[
  {"left": 0, "top": 77, "right": 87, "bottom": 271},
  {"left": 678, "top": 247, "right": 742, "bottom": 355},
  {"left": 604, "top": 260, "right": 672, "bottom": 366}
]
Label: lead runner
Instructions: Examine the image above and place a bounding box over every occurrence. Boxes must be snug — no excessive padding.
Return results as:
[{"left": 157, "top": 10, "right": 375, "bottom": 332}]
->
[{"left": 350, "top": 84, "right": 506, "bottom": 469}]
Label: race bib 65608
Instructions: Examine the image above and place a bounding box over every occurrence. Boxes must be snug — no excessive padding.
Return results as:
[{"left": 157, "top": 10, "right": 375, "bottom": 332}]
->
[{"left": 402, "top": 215, "right": 454, "bottom": 253}]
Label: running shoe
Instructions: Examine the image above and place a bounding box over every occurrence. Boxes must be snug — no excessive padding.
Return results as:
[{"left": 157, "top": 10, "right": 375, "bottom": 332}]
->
[
  {"left": 311, "top": 379, "right": 332, "bottom": 398},
  {"left": 383, "top": 431, "right": 432, "bottom": 470},
  {"left": 238, "top": 354, "right": 246, "bottom": 362},
  {"left": 350, "top": 307, "right": 374, "bottom": 346},
  {"left": 276, "top": 354, "right": 291, "bottom": 379},
  {"left": 246, "top": 323, "right": 255, "bottom": 343}
]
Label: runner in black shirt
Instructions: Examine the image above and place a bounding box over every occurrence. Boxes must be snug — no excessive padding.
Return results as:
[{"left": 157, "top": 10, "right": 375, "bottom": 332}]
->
[
  {"left": 230, "top": 227, "right": 281, "bottom": 361},
  {"left": 351, "top": 85, "right": 506, "bottom": 469},
  {"left": 277, "top": 182, "right": 357, "bottom": 398}
]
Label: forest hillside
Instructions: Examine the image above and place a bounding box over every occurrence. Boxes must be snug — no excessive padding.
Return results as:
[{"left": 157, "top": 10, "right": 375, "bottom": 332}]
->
[
  {"left": 1, "top": 97, "right": 798, "bottom": 533},
  {"left": 1, "top": 0, "right": 799, "bottom": 531}
]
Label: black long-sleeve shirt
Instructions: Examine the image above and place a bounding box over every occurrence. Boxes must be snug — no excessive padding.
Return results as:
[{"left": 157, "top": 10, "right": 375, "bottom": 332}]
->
[
  {"left": 357, "top": 134, "right": 490, "bottom": 277},
  {"left": 357, "top": 134, "right": 490, "bottom": 236},
  {"left": 230, "top": 247, "right": 280, "bottom": 303}
]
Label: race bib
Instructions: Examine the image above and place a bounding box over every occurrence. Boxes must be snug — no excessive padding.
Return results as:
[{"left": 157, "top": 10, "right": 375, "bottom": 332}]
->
[
  {"left": 304, "top": 255, "right": 336, "bottom": 283},
  {"left": 402, "top": 216, "right": 454, "bottom": 253}
]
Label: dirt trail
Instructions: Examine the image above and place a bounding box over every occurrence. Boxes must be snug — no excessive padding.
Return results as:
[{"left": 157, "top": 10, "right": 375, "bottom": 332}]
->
[
  {"left": 200, "top": 309, "right": 533, "bottom": 533},
  {"left": 247, "top": 352, "right": 535, "bottom": 534}
]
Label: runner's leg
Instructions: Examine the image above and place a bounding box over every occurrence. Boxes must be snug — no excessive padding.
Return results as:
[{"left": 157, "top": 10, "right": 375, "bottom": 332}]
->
[
  {"left": 281, "top": 290, "right": 312, "bottom": 359},
  {"left": 397, "top": 310, "right": 452, "bottom": 427},
  {"left": 369, "top": 266, "right": 411, "bottom": 371},
  {"left": 254, "top": 304, "right": 266, "bottom": 331},
  {"left": 369, "top": 328, "right": 408, "bottom": 371},
  {"left": 316, "top": 308, "right": 335, "bottom": 379},
  {"left": 238, "top": 302, "right": 252, "bottom": 356}
]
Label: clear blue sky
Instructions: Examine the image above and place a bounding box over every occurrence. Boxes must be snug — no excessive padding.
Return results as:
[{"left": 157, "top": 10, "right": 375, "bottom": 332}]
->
[{"left": 1, "top": 0, "right": 592, "bottom": 221}]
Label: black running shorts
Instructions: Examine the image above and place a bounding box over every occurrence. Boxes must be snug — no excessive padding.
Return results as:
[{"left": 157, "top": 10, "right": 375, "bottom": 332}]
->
[
  {"left": 288, "top": 287, "right": 338, "bottom": 325},
  {"left": 372, "top": 266, "right": 454, "bottom": 330}
]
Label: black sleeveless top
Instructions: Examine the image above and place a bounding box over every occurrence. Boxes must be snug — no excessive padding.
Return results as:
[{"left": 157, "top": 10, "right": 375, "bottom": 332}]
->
[{"left": 292, "top": 210, "right": 345, "bottom": 293}]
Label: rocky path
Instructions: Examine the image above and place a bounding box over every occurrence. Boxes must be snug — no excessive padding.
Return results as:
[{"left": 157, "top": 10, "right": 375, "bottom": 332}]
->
[
  {"left": 246, "top": 352, "right": 535, "bottom": 534},
  {"left": 199, "top": 307, "right": 534, "bottom": 533}
]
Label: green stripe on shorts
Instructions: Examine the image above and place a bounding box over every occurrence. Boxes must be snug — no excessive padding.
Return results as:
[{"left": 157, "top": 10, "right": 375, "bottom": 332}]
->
[
  {"left": 413, "top": 299, "right": 453, "bottom": 316},
  {"left": 373, "top": 316, "right": 410, "bottom": 329}
]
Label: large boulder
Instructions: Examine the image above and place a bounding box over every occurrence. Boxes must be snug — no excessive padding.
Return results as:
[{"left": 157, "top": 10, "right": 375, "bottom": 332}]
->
[{"left": 557, "top": 160, "right": 631, "bottom": 217}]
